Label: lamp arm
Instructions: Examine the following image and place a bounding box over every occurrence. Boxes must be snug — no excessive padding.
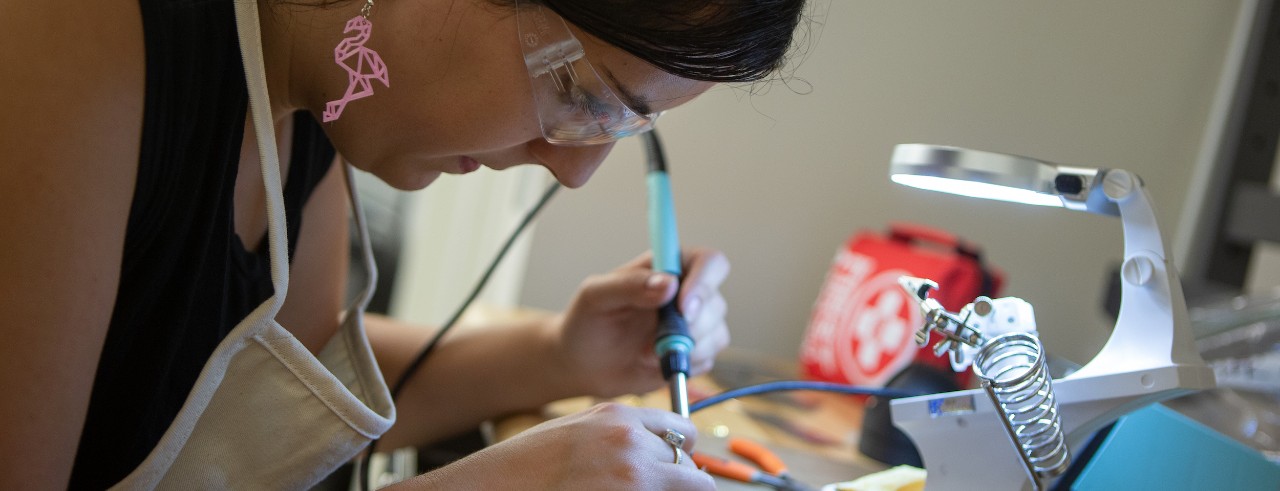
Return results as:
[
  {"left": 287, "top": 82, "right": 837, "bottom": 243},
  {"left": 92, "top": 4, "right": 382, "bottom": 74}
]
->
[
  {"left": 1065, "top": 169, "right": 1208, "bottom": 378},
  {"left": 1053, "top": 169, "right": 1214, "bottom": 450}
]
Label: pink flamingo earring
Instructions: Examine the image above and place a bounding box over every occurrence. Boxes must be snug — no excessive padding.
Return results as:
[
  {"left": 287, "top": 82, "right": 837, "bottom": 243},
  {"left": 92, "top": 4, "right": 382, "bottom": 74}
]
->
[{"left": 322, "top": 0, "right": 390, "bottom": 122}]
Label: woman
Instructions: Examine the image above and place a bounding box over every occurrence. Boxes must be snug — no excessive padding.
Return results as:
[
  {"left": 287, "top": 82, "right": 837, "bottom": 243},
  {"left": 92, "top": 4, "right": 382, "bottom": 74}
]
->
[{"left": 0, "top": 0, "right": 806, "bottom": 488}]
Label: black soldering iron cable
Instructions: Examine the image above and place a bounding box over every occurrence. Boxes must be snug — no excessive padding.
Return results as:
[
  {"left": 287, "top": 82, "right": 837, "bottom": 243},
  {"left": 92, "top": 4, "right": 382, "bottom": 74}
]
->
[
  {"left": 641, "top": 126, "right": 667, "bottom": 173},
  {"left": 387, "top": 178, "right": 562, "bottom": 399},
  {"left": 359, "top": 179, "right": 562, "bottom": 491}
]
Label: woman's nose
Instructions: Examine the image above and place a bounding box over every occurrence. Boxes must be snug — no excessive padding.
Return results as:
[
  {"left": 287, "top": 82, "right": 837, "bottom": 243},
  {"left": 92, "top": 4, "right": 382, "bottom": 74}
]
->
[{"left": 528, "top": 139, "right": 617, "bottom": 188}]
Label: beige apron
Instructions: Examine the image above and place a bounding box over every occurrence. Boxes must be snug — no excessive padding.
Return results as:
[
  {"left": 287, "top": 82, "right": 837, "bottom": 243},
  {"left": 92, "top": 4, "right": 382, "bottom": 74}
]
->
[{"left": 111, "top": 1, "right": 396, "bottom": 488}]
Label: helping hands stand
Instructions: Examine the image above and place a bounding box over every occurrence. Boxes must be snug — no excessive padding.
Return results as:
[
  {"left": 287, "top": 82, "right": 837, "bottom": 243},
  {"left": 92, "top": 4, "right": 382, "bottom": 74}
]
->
[{"left": 888, "top": 164, "right": 1216, "bottom": 491}]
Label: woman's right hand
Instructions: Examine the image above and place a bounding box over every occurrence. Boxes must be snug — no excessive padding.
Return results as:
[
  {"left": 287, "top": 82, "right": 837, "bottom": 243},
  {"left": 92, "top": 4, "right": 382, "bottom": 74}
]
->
[{"left": 394, "top": 402, "right": 714, "bottom": 490}]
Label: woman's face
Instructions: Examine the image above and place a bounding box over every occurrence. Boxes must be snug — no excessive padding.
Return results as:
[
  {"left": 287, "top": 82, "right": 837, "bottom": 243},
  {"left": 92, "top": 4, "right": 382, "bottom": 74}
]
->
[{"left": 317, "top": 0, "right": 714, "bottom": 190}]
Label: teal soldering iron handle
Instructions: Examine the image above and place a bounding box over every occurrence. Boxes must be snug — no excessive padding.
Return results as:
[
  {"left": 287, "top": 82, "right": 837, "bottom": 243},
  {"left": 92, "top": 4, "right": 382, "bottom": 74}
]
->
[{"left": 642, "top": 129, "right": 694, "bottom": 418}]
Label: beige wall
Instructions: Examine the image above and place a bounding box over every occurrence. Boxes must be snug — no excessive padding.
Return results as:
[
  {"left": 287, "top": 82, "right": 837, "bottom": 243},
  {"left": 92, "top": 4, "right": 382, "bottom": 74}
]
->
[{"left": 518, "top": 0, "right": 1243, "bottom": 365}]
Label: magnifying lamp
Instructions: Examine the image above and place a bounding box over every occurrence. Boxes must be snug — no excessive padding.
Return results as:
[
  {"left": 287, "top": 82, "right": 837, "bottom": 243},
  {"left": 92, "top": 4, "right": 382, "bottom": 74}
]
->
[
  {"left": 885, "top": 144, "right": 1215, "bottom": 491},
  {"left": 889, "top": 144, "right": 1119, "bottom": 214}
]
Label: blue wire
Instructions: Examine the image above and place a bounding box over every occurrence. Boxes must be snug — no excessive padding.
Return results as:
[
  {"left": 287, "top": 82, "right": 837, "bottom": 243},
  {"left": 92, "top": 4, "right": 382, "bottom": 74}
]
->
[{"left": 689, "top": 380, "right": 923, "bottom": 414}]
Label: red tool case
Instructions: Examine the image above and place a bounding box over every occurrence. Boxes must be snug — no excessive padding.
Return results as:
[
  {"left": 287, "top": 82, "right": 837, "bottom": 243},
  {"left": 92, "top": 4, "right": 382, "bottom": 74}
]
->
[{"left": 799, "top": 222, "right": 1003, "bottom": 390}]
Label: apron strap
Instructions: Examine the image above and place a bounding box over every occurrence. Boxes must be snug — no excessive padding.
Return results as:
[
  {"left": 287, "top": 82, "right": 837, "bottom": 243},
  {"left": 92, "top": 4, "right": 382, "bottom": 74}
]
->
[
  {"left": 234, "top": 0, "right": 290, "bottom": 320},
  {"left": 344, "top": 164, "right": 378, "bottom": 312}
]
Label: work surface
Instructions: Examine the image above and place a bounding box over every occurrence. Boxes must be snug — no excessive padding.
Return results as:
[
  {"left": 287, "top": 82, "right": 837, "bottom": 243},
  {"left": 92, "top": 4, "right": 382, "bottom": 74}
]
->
[
  {"left": 494, "top": 348, "right": 889, "bottom": 489},
  {"left": 696, "top": 434, "right": 882, "bottom": 490}
]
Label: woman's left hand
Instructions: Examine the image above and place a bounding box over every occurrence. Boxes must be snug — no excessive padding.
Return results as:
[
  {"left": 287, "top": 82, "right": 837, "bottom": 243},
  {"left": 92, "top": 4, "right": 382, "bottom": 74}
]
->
[{"left": 552, "top": 247, "right": 731, "bottom": 398}]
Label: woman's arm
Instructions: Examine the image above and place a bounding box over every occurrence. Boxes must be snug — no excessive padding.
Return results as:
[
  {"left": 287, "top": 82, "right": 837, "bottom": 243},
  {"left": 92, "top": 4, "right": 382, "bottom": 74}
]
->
[
  {"left": 366, "top": 310, "right": 575, "bottom": 450},
  {"left": 276, "top": 156, "right": 349, "bottom": 353},
  {"left": 0, "top": 0, "right": 145, "bottom": 487}
]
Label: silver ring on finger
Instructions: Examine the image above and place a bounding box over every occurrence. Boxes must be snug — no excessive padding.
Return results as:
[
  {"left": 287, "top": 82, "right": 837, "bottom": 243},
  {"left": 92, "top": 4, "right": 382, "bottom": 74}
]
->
[
  {"left": 663, "top": 429, "right": 686, "bottom": 447},
  {"left": 663, "top": 429, "right": 686, "bottom": 464}
]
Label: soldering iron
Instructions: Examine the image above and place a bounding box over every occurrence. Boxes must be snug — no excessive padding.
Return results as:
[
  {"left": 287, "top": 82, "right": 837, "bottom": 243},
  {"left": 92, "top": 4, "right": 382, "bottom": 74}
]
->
[{"left": 641, "top": 129, "right": 694, "bottom": 418}]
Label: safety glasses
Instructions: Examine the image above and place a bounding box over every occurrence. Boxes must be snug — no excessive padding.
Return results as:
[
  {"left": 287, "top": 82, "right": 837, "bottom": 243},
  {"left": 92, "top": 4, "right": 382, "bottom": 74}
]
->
[{"left": 516, "top": 1, "right": 659, "bottom": 146}]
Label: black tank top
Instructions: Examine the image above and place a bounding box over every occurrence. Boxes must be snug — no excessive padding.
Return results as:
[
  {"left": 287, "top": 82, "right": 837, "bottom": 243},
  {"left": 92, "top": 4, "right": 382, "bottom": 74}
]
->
[{"left": 69, "top": 0, "right": 336, "bottom": 488}]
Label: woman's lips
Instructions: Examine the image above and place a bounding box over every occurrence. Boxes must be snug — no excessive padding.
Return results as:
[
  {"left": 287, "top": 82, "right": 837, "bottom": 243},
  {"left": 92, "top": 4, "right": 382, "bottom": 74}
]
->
[{"left": 458, "top": 156, "right": 480, "bottom": 174}]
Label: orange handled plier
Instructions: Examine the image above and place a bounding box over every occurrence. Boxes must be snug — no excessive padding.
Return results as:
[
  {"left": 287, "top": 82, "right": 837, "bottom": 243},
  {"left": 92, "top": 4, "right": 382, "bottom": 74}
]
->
[{"left": 692, "top": 437, "right": 816, "bottom": 491}]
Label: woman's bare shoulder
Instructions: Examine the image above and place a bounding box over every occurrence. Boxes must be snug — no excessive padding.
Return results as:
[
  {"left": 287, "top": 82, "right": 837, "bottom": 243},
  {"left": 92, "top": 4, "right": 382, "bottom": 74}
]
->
[
  {"left": 0, "top": 0, "right": 146, "bottom": 157},
  {"left": 0, "top": 0, "right": 145, "bottom": 253},
  {"left": 0, "top": 0, "right": 147, "bottom": 485}
]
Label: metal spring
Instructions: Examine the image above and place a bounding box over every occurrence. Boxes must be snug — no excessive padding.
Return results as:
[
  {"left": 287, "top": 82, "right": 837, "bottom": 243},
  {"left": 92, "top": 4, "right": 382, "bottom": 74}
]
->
[{"left": 973, "top": 332, "right": 1071, "bottom": 486}]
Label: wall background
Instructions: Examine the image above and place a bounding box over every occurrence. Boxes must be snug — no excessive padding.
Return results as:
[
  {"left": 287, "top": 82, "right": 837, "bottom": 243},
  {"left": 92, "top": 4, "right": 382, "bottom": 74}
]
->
[{"left": 515, "top": 0, "right": 1244, "bottom": 365}]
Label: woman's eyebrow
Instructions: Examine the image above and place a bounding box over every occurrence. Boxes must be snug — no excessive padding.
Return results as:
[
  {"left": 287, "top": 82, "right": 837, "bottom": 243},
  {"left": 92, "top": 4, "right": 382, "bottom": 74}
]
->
[{"left": 601, "top": 67, "right": 653, "bottom": 115}]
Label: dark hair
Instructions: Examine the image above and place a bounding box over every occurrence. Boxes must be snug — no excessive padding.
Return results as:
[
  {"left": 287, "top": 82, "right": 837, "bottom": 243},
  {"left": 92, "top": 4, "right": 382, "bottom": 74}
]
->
[
  {"left": 286, "top": 0, "right": 809, "bottom": 83},
  {"left": 538, "top": 0, "right": 809, "bottom": 83}
]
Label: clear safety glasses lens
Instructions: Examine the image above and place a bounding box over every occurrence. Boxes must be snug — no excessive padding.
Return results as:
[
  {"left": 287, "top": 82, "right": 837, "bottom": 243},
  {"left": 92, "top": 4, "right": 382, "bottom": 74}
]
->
[{"left": 516, "top": 3, "right": 657, "bottom": 146}]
